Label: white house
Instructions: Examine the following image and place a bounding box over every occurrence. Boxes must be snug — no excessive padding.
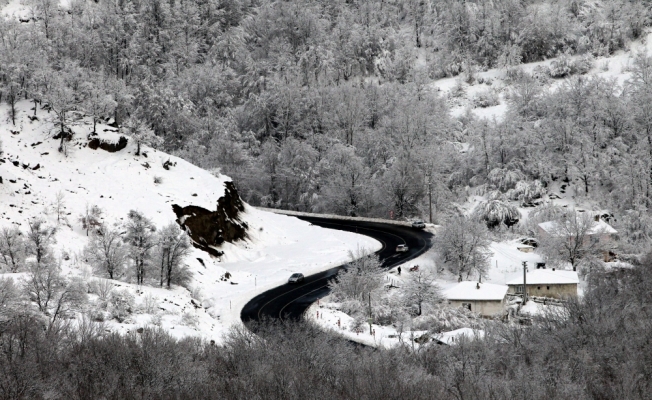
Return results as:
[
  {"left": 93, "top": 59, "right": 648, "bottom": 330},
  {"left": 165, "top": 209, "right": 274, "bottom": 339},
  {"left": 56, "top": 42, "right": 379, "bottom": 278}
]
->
[
  {"left": 444, "top": 281, "right": 509, "bottom": 317},
  {"left": 507, "top": 269, "right": 579, "bottom": 299}
]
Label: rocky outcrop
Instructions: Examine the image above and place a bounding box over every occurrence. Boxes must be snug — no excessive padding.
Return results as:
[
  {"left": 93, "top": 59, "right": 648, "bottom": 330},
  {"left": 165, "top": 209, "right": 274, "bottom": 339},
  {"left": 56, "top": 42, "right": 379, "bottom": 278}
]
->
[
  {"left": 172, "top": 182, "right": 248, "bottom": 258},
  {"left": 88, "top": 135, "right": 128, "bottom": 152}
]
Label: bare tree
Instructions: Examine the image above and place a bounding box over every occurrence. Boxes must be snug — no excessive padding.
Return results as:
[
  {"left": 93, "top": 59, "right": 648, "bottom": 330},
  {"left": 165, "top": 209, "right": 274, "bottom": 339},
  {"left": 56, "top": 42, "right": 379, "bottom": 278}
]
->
[
  {"left": 0, "top": 227, "right": 25, "bottom": 272},
  {"left": 52, "top": 191, "right": 66, "bottom": 225},
  {"left": 435, "top": 216, "right": 491, "bottom": 281},
  {"left": 85, "top": 223, "right": 127, "bottom": 279},
  {"left": 155, "top": 222, "right": 192, "bottom": 288}
]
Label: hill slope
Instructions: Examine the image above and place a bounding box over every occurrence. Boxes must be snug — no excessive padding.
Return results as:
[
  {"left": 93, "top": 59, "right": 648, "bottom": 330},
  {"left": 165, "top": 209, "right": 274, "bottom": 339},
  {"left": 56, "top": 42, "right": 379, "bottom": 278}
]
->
[{"left": 0, "top": 101, "right": 380, "bottom": 341}]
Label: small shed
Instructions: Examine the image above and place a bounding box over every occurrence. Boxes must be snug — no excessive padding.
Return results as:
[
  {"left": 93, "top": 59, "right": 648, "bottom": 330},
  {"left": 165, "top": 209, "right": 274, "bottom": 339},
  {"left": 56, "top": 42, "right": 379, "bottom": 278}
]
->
[
  {"left": 507, "top": 269, "right": 579, "bottom": 299},
  {"left": 444, "top": 281, "right": 509, "bottom": 317}
]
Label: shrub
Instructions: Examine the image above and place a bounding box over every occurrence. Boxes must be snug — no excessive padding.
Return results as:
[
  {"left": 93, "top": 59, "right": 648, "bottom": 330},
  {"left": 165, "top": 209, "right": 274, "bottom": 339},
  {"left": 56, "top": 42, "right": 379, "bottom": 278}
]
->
[
  {"left": 110, "top": 289, "right": 135, "bottom": 322},
  {"left": 472, "top": 90, "right": 500, "bottom": 108}
]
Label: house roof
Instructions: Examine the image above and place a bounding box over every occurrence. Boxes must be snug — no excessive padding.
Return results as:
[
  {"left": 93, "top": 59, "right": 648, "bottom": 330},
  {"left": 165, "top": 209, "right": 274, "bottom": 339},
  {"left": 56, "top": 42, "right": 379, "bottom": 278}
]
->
[
  {"left": 507, "top": 269, "right": 579, "bottom": 285},
  {"left": 434, "top": 328, "right": 484, "bottom": 345},
  {"left": 444, "top": 281, "right": 508, "bottom": 301},
  {"left": 538, "top": 219, "right": 617, "bottom": 235}
]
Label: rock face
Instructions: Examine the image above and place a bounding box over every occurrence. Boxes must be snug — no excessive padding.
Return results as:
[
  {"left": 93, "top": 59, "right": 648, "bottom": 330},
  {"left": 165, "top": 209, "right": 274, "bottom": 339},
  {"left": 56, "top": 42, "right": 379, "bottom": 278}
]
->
[
  {"left": 88, "top": 135, "right": 129, "bottom": 152},
  {"left": 172, "top": 182, "right": 248, "bottom": 257}
]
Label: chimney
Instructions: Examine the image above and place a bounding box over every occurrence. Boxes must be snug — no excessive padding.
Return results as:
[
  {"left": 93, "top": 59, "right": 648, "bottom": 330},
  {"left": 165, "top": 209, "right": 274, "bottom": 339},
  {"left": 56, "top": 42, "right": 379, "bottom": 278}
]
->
[
  {"left": 552, "top": 268, "right": 556, "bottom": 271},
  {"left": 476, "top": 282, "right": 480, "bottom": 289}
]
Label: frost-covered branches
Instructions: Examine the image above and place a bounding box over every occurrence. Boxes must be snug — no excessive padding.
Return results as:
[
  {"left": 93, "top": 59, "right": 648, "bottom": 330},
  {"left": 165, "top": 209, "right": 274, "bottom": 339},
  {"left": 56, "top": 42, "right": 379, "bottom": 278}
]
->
[
  {"left": 472, "top": 196, "right": 521, "bottom": 229},
  {"left": 329, "top": 249, "right": 384, "bottom": 301},
  {"left": 435, "top": 216, "right": 491, "bottom": 281},
  {"left": 121, "top": 115, "right": 162, "bottom": 156},
  {"left": 402, "top": 270, "right": 442, "bottom": 316},
  {"left": 538, "top": 211, "right": 607, "bottom": 270},
  {"left": 85, "top": 223, "right": 127, "bottom": 280},
  {"left": 25, "top": 219, "right": 56, "bottom": 266},
  {"left": 125, "top": 210, "right": 157, "bottom": 285},
  {"left": 154, "top": 223, "right": 192, "bottom": 288},
  {"left": 506, "top": 180, "right": 546, "bottom": 203},
  {"left": 487, "top": 168, "right": 525, "bottom": 192},
  {"left": 0, "top": 227, "right": 25, "bottom": 272}
]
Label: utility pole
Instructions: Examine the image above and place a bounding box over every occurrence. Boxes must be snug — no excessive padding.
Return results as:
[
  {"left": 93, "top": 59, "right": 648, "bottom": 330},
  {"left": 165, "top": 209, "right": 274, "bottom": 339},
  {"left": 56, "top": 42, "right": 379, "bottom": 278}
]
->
[
  {"left": 368, "top": 292, "right": 373, "bottom": 335},
  {"left": 522, "top": 261, "right": 527, "bottom": 305},
  {"left": 428, "top": 181, "right": 432, "bottom": 224}
]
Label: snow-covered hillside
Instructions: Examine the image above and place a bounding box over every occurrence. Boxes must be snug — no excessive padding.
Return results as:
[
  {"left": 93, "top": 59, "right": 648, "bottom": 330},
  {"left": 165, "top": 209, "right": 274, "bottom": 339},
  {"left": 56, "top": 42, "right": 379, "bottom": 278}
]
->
[
  {"left": 0, "top": 101, "right": 380, "bottom": 341},
  {"left": 435, "top": 29, "right": 652, "bottom": 121}
]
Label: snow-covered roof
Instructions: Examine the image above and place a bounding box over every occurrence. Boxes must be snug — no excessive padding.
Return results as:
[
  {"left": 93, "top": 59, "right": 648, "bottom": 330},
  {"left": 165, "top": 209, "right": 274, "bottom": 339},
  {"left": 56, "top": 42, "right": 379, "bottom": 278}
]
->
[
  {"left": 507, "top": 269, "right": 579, "bottom": 285},
  {"left": 538, "top": 219, "right": 617, "bottom": 235},
  {"left": 444, "top": 281, "right": 508, "bottom": 301},
  {"left": 434, "top": 328, "right": 484, "bottom": 345}
]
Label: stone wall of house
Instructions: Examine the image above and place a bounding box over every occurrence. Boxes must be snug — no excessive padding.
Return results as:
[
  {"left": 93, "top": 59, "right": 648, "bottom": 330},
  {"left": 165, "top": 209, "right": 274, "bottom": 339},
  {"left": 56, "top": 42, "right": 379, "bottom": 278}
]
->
[
  {"left": 449, "top": 299, "right": 505, "bottom": 317},
  {"left": 508, "top": 283, "right": 577, "bottom": 299}
]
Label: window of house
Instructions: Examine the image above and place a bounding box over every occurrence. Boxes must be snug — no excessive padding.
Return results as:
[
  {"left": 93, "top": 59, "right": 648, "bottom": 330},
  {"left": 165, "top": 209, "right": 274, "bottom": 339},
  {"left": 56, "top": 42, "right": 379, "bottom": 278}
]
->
[
  {"left": 547, "top": 286, "right": 550, "bottom": 290},
  {"left": 537, "top": 286, "right": 541, "bottom": 290},
  {"left": 591, "top": 236, "right": 599, "bottom": 244},
  {"left": 462, "top": 303, "right": 472, "bottom": 311},
  {"left": 516, "top": 285, "right": 523, "bottom": 293}
]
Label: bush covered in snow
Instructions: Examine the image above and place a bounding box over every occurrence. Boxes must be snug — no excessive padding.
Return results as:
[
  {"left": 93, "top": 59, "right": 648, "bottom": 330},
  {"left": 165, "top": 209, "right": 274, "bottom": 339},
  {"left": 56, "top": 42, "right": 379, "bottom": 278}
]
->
[
  {"left": 487, "top": 168, "right": 525, "bottom": 192},
  {"left": 506, "top": 180, "right": 546, "bottom": 203},
  {"left": 472, "top": 89, "right": 500, "bottom": 108}
]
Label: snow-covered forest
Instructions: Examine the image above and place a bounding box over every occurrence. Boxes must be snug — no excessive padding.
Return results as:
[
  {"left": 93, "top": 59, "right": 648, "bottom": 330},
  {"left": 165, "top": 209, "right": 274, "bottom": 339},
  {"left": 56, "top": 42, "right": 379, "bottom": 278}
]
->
[
  {"left": 3, "top": 0, "right": 652, "bottom": 397},
  {"left": 2, "top": 0, "right": 651, "bottom": 222}
]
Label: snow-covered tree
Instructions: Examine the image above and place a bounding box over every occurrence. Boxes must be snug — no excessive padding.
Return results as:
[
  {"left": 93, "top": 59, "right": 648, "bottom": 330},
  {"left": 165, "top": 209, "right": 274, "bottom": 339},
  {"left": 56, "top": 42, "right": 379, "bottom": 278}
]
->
[
  {"left": 402, "top": 270, "right": 442, "bottom": 316},
  {"left": 329, "top": 249, "right": 384, "bottom": 302},
  {"left": 538, "top": 211, "right": 608, "bottom": 271},
  {"left": 0, "top": 227, "right": 25, "bottom": 272},
  {"left": 154, "top": 222, "right": 192, "bottom": 288},
  {"left": 85, "top": 223, "right": 127, "bottom": 280},
  {"left": 25, "top": 219, "right": 56, "bottom": 266},
  {"left": 507, "top": 180, "right": 546, "bottom": 203},
  {"left": 121, "top": 115, "right": 162, "bottom": 156},
  {"left": 79, "top": 204, "right": 103, "bottom": 236},
  {"left": 472, "top": 194, "right": 521, "bottom": 229},
  {"left": 24, "top": 260, "right": 87, "bottom": 329},
  {"left": 487, "top": 168, "right": 525, "bottom": 192},
  {"left": 82, "top": 76, "right": 118, "bottom": 134},
  {"left": 125, "top": 210, "right": 157, "bottom": 285},
  {"left": 435, "top": 216, "right": 491, "bottom": 281}
]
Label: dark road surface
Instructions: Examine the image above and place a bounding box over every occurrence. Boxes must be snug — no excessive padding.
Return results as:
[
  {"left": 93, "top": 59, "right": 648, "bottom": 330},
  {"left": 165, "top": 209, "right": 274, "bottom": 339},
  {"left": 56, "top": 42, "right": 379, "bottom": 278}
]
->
[{"left": 241, "top": 216, "right": 434, "bottom": 327}]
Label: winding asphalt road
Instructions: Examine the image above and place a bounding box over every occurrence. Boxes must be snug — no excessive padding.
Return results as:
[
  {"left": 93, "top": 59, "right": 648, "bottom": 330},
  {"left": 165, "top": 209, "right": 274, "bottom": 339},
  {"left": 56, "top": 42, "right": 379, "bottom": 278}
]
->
[{"left": 241, "top": 216, "right": 434, "bottom": 327}]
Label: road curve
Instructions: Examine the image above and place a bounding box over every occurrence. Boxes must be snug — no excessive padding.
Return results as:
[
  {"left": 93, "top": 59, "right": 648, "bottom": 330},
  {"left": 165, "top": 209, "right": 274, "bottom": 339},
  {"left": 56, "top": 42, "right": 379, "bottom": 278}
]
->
[{"left": 241, "top": 216, "right": 434, "bottom": 327}]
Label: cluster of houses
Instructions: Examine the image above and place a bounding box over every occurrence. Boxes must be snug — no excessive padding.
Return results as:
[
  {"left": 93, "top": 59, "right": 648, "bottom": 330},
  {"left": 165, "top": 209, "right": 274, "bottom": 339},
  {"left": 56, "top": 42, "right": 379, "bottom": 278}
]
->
[
  {"left": 444, "top": 269, "right": 580, "bottom": 317},
  {"left": 443, "top": 214, "right": 617, "bottom": 317}
]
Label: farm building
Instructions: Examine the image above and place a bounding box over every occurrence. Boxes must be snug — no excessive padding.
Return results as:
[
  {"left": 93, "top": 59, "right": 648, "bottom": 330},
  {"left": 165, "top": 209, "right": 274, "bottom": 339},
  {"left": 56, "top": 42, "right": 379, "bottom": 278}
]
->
[
  {"left": 507, "top": 269, "right": 579, "bottom": 299},
  {"left": 444, "top": 281, "right": 509, "bottom": 317}
]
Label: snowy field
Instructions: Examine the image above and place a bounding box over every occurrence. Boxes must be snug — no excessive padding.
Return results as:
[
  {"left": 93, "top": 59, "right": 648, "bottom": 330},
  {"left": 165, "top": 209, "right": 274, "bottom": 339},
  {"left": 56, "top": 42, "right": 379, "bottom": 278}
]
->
[{"left": 0, "top": 101, "right": 380, "bottom": 342}]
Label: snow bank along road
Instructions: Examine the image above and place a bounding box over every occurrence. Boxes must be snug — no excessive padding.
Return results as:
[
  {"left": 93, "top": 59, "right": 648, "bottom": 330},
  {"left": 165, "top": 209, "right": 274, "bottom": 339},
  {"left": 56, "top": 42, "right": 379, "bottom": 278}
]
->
[{"left": 241, "top": 216, "right": 434, "bottom": 327}]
